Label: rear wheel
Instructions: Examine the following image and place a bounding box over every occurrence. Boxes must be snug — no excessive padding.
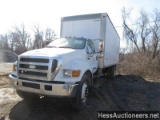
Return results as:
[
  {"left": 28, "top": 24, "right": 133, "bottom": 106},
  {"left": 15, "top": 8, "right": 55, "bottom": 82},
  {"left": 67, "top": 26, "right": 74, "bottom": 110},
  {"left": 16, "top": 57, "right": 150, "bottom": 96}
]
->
[
  {"left": 102, "top": 65, "right": 116, "bottom": 79},
  {"left": 110, "top": 65, "right": 116, "bottom": 79},
  {"left": 71, "top": 74, "right": 90, "bottom": 110},
  {"left": 102, "top": 67, "right": 110, "bottom": 78}
]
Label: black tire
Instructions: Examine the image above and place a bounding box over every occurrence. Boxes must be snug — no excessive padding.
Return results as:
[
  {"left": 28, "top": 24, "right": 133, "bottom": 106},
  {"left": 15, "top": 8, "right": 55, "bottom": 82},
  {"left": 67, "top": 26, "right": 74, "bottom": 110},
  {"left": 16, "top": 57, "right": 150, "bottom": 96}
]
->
[
  {"left": 102, "top": 67, "right": 111, "bottom": 78},
  {"left": 102, "top": 65, "right": 116, "bottom": 79},
  {"left": 110, "top": 65, "right": 116, "bottom": 79},
  {"left": 71, "top": 74, "right": 90, "bottom": 111},
  {"left": 16, "top": 90, "right": 39, "bottom": 100}
]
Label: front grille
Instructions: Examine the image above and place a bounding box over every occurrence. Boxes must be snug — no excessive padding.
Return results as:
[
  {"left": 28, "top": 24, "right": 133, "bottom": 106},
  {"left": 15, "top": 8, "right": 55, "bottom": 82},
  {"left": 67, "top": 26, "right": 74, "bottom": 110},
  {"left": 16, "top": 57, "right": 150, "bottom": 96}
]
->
[
  {"left": 20, "top": 58, "right": 49, "bottom": 63},
  {"left": 19, "top": 70, "right": 47, "bottom": 77},
  {"left": 19, "top": 64, "right": 48, "bottom": 70},
  {"left": 18, "top": 57, "right": 58, "bottom": 81}
]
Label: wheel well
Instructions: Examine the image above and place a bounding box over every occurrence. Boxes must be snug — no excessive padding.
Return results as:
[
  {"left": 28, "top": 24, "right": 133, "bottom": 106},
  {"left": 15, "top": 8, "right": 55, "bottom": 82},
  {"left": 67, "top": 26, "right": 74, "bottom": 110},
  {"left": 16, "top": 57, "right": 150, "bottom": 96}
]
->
[{"left": 84, "top": 70, "right": 92, "bottom": 86}]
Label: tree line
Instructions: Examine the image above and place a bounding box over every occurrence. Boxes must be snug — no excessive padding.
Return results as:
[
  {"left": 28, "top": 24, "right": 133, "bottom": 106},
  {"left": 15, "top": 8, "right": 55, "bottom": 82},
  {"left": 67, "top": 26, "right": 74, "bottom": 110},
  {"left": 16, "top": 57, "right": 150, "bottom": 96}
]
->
[{"left": 0, "top": 24, "right": 56, "bottom": 54}]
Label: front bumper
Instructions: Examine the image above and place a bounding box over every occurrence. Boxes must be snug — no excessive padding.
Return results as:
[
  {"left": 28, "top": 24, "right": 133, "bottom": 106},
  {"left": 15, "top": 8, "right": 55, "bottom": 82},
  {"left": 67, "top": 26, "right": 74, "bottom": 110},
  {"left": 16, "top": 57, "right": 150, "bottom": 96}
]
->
[{"left": 9, "top": 75, "right": 78, "bottom": 97}]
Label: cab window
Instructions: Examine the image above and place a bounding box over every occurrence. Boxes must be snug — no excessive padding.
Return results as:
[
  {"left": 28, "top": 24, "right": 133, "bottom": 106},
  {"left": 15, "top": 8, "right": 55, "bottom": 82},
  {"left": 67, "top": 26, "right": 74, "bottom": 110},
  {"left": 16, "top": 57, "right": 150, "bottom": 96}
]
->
[{"left": 86, "top": 40, "right": 95, "bottom": 54}]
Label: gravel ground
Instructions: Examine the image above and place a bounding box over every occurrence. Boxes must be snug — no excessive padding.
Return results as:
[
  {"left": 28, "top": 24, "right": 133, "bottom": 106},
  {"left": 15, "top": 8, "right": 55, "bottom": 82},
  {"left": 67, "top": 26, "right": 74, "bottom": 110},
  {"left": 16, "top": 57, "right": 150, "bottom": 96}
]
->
[
  {"left": 0, "top": 63, "right": 12, "bottom": 76},
  {"left": 0, "top": 63, "right": 160, "bottom": 120}
]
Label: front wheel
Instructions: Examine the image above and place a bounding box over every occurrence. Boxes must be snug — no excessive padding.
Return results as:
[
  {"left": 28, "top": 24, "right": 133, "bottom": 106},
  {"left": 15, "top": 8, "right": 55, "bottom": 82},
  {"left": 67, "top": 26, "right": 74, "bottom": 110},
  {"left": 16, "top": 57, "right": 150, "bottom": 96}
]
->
[{"left": 71, "top": 74, "right": 90, "bottom": 110}]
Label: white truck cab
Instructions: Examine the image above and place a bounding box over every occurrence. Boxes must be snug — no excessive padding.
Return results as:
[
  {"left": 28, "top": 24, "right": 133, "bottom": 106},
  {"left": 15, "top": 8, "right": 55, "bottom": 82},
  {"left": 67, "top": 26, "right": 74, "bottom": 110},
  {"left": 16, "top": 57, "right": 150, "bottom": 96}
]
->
[{"left": 9, "top": 13, "right": 120, "bottom": 110}]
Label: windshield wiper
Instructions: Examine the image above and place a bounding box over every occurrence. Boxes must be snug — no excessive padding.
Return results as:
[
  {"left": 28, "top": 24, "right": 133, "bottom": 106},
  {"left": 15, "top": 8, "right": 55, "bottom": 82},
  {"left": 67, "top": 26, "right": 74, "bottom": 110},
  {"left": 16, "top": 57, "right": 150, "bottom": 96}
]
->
[{"left": 46, "top": 46, "right": 57, "bottom": 48}]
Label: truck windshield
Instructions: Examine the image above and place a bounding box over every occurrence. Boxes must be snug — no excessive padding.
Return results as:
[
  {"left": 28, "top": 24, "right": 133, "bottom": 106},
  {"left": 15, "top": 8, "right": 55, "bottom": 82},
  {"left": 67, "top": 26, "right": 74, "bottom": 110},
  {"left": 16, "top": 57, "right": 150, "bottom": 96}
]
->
[{"left": 47, "top": 38, "right": 86, "bottom": 49}]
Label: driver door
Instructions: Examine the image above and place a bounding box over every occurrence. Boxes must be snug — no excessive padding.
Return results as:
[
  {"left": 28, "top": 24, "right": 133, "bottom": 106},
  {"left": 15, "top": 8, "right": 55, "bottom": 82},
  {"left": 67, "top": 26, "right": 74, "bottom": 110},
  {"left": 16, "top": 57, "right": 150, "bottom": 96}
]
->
[{"left": 86, "top": 40, "right": 98, "bottom": 73}]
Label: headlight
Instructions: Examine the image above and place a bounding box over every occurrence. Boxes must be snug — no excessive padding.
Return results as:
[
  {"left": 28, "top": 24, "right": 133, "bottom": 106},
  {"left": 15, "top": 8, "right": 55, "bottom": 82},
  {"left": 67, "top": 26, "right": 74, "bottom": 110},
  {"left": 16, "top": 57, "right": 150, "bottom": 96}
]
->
[
  {"left": 63, "top": 69, "right": 80, "bottom": 77},
  {"left": 63, "top": 69, "right": 72, "bottom": 77}
]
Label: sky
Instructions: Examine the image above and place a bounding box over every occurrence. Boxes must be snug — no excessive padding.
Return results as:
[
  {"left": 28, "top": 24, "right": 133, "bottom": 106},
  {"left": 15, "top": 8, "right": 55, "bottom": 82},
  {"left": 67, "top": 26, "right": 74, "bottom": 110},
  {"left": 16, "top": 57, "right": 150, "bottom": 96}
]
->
[{"left": 0, "top": 0, "right": 160, "bottom": 47}]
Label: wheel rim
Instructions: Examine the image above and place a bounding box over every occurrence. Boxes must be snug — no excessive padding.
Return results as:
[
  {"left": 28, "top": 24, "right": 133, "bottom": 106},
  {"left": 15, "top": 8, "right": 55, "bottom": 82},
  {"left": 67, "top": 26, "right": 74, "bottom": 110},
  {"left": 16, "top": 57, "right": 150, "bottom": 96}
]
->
[{"left": 81, "top": 82, "right": 88, "bottom": 103}]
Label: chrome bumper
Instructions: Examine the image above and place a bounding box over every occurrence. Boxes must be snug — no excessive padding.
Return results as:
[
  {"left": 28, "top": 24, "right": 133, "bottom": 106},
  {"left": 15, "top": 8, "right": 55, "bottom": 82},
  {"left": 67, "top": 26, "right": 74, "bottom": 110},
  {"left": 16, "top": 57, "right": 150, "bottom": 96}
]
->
[{"left": 9, "top": 75, "right": 78, "bottom": 97}]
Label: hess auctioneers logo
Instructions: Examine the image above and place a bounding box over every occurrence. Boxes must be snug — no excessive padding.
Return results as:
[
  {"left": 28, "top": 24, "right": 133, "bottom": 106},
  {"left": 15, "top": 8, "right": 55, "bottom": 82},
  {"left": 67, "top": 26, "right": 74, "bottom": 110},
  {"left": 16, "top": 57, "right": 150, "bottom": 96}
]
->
[{"left": 29, "top": 65, "right": 36, "bottom": 69}]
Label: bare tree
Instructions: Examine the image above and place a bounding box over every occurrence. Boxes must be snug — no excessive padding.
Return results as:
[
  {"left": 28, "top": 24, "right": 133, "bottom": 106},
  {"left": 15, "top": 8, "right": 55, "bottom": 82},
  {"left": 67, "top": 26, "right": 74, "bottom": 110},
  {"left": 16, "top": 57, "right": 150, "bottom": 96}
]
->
[
  {"left": 122, "top": 8, "right": 160, "bottom": 59},
  {"left": 45, "top": 28, "right": 56, "bottom": 41},
  {"left": 10, "top": 24, "right": 32, "bottom": 54},
  {"left": 32, "top": 25, "right": 43, "bottom": 49},
  {"left": 138, "top": 10, "right": 151, "bottom": 53},
  {"left": 44, "top": 28, "right": 56, "bottom": 46},
  {"left": 150, "top": 9, "right": 160, "bottom": 59},
  {"left": 0, "top": 34, "right": 9, "bottom": 50},
  {"left": 122, "top": 8, "right": 141, "bottom": 53}
]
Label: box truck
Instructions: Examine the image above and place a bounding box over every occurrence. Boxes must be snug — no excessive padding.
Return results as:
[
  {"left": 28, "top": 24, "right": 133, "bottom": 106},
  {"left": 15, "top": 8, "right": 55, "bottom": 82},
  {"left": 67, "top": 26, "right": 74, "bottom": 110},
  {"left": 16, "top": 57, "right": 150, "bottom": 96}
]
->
[{"left": 9, "top": 13, "right": 120, "bottom": 110}]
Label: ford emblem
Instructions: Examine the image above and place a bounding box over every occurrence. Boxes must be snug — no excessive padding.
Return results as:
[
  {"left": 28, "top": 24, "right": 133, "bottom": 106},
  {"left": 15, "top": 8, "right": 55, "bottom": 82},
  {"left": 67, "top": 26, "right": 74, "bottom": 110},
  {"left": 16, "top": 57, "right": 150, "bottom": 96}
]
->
[{"left": 29, "top": 65, "right": 36, "bottom": 69}]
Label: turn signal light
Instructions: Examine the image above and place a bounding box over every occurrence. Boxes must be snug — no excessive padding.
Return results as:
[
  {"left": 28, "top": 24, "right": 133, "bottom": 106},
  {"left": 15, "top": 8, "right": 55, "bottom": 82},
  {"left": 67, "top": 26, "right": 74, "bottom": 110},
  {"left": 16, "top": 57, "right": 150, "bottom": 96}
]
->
[
  {"left": 72, "top": 70, "right": 80, "bottom": 77},
  {"left": 12, "top": 65, "right": 15, "bottom": 71}
]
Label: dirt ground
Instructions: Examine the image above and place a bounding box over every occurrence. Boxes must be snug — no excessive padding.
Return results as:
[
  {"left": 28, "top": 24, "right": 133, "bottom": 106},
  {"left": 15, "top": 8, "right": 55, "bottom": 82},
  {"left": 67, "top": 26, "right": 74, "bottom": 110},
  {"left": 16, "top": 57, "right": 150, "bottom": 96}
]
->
[{"left": 0, "top": 64, "right": 160, "bottom": 120}]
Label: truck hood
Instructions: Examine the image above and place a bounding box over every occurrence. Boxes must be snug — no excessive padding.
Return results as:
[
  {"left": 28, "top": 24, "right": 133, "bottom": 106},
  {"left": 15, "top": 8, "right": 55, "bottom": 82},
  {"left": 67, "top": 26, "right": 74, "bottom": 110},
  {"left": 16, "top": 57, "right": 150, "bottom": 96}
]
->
[{"left": 20, "top": 48, "right": 85, "bottom": 58}]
